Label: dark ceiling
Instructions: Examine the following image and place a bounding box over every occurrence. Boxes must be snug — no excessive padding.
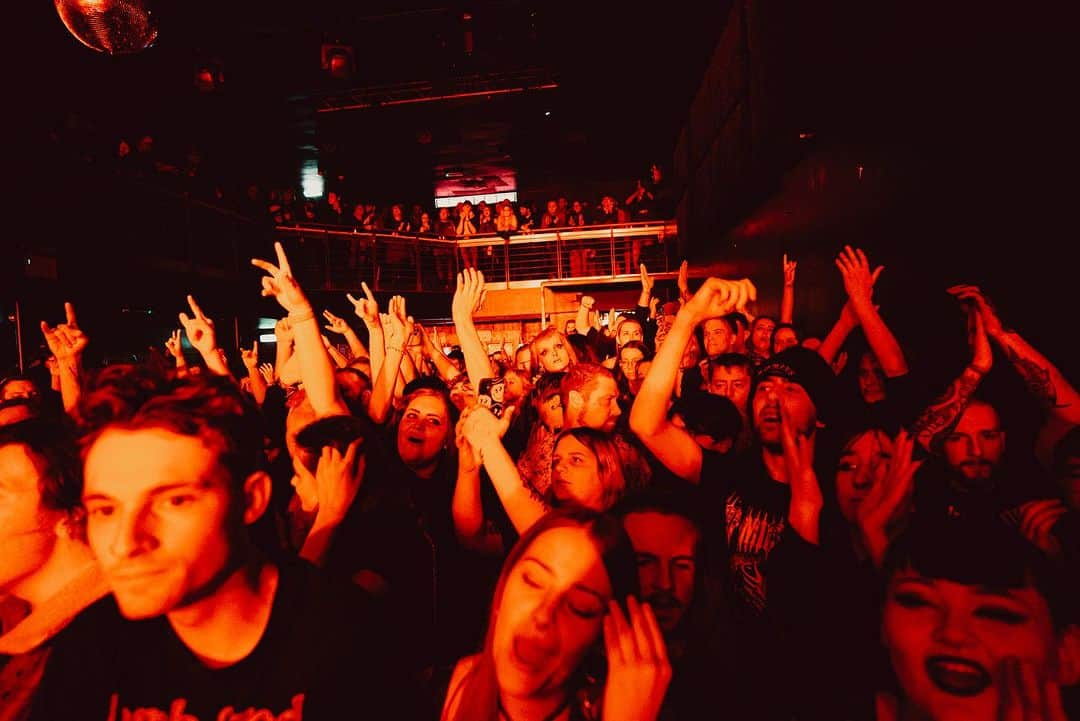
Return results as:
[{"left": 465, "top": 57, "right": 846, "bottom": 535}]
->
[{"left": 24, "top": 1, "right": 731, "bottom": 201}]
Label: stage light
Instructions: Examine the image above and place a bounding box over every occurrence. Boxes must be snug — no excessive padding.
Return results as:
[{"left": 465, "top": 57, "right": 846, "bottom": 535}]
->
[
  {"left": 321, "top": 43, "right": 355, "bottom": 81},
  {"left": 54, "top": 0, "right": 158, "bottom": 55}
]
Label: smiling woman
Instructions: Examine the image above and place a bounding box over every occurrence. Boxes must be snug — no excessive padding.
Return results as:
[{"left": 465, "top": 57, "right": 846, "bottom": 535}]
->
[{"left": 880, "top": 516, "right": 1080, "bottom": 721}]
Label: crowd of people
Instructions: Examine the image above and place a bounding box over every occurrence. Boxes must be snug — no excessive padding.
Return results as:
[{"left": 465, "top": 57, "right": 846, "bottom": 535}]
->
[
  {"left": 1, "top": 241, "right": 1078, "bottom": 721},
  {"left": 48, "top": 116, "right": 674, "bottom": 239}
]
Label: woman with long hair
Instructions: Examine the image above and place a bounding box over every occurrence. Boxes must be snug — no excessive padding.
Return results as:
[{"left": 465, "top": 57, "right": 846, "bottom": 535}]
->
[
  {"left": 530, "top": 328, "right": 579, "bottom": 375},
  {"left": 441, "top": 508, "right": 671, "bottom": 721}
]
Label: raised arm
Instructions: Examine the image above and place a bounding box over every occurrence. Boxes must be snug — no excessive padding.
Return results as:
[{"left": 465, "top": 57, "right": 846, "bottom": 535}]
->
[
  {"left": 178, "top": 295, "right": 232, "bottom": 378},
  {"left": 910, "top": 302, "right": 992, "bottom": 453},
  {"left": 39, "top": 301, "right": 88, "bottom": 415},
  {"left": 576, "top": 295, "right": 595, "bottom": 336},
  {"left": 630, "top": 277, "right": 754, "bottom": 482},
  {"left": 950, "top": 284, "right": 1080, "bottom": 424},
  {"left": 780, "top": 254, "right": 796, "bottom": 324},
  {"left": 299, "top": 440, "right": 364, "bottom": 567},
  {"left": 164, "top": 329, "right": 188, "bottom": 376},
  {"left": 240, "top": 340, "right": 268, "bottom": 406},
  {"left": 462, "top": 406, "right": 547, "bottom": 534},
  {"left": 322, "top": 309, "right": 368, "bottom": 360},
  {"left": 348, "top": 283, "right": 383, "bottom": 380},
  {"left": 417, "top": 323, "right": 458, "bottom": 382},
  {"left": 367, "top": 297, "right": 412, "bottom": 424},
  {"left": 451, "top": 417, "right": 506, "bottom": 555},
  {"left": 452, "top": 268, "right": 497, "bottom": 384},
  {"left": 836, "top": 246, "right": 907, "bottom": 377},
  {"left": 252, "top": 242, "right": 348, "bottom": 417},
  {"left": 273, "top": 319, "right": 299, "bottom": 386}
]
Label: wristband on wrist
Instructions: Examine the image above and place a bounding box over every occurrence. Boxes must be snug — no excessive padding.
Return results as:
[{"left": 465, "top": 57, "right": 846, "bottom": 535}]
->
[{"left": 288, "top": 308, "right": 315, "bottom": 324}]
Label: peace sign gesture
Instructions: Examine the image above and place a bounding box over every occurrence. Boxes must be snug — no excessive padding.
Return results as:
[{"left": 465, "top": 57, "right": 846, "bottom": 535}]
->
[
  {"left": 322, "top": 309, "right": 352, "bottom": 336},
  {"left": 164, "top": 329, "right": 184, "bottom": 360},
  {"left": 251, "top": 241, "right": 310, "bottom": 314},
  {"left": 346, "top": 282, "right": 379, "bottom": 328},
  {"left": 40, "top": 301, "right": 88, "bottom": 366},
  {"left": 178, "top": 295, "right": 218, "bottom": 356}
]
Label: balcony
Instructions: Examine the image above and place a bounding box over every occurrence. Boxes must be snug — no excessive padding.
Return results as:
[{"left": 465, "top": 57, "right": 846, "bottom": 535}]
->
[{"left": 273, "top": 219, "right": 678, "bottom": 294}]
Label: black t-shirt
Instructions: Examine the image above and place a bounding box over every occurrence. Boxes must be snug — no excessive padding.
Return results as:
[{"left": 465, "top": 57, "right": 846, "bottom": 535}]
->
[
  {"left": 30, "top": 560, "right": 410, "bottom": 721},
  {"left": 699, "top": 449, "right": 793, "bottom": 615}
]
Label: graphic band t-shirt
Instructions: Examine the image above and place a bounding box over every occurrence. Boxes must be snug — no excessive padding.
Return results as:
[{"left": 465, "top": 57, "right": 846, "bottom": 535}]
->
[
  {"left": 30, "top": 560, "right": 407, "bottom": 721},
  {"left": 699, "top": 449, "right": 792, "bottom": 615}
]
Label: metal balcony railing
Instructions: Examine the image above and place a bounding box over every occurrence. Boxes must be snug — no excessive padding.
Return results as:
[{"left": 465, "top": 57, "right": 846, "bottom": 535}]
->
[{"left": 273, "top": 220, "right": 678, "bottom": 293}]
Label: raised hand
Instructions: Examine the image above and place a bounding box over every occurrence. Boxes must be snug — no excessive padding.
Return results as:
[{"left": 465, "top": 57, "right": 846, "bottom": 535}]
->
[
  {"left": 997, "top": 657, "right": 1069, "bottom": 721},
  {"left": 602, "top": 597, "right": 671, "bottom": 721},
  {"left": 857, "top": 430, "right": 922, "bottom": 567},
  {"left": 639, "top": 263, "right": 654, "bottom": 295},
  {"left": 460, "top": 404, "right": 515, "bottom": 450},
  {"left": 322, "top": 309, "right": 351, "bottom": 336},
  {"left": 452, "top": 268, "right": 487, "bottom": 320},
  {"left": 240, "top": 340, "right": 259, "bottom": 371},
  {"left": 783, "top": 253, "right": 798, "bottom": 287},
  {"left": 258, "top": 363, "right": 276, "bottom": 385},
  {"left": 1013, "top": 499, "right": 1068, "bottom": 556},
  {"left": 779, "top": 400, "right": 822, "bottom": 543},
  {"left": 178, "top": 295, "right": 218, "bottom": 356},
  {"left": 680, "top": 277, "right": 757, "bottom": 325},
  {"left": 835, "top": 245, "right": 884, "bottom": 307},
  {"left": 251, "top": 241, "right": 310, "bottom": 314},
  {"left": 383, "top": 296, "right": 415, "bottom": 351},
  {"left": 676, "top": 259, "right": 690, "bottom": 301},
  {"left": 274, "top": 317, "right": 294, "bottom": 345},
  {"left": 947, "top": 284, "right": 1005, "bottom": 339},
  {"left": 40, "top": 301, "right": 88, "bottom": 366},
  {"left": 581, "top": 295, "right": 596, "bottom": 310},
  {"left": 455, "top": 413, "right": 483, "bottom": 474},
  {"left": 346, "top": 282, "right": 380, "bottom": 327},
  {"left": 164, "top": 329, "right": 183, "bottom": 359},
  {"left": 313, "top": 439, "right": 364, "bottom": 523}
]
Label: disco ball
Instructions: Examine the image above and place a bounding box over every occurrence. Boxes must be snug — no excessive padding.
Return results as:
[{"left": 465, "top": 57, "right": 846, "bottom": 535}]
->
[{"left": 54, "top": 0, "right": 158, "bottom": 55}]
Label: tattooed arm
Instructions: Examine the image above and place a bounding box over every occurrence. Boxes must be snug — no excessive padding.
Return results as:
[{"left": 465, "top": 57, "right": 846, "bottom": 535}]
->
[
  {"left": 911, "top": 304, "right": 992, "bottom": 453},
  {"left": 997, "top": 333, "right": 1080, "bottom": 421},
  {"left": 911, "top": 367, "right": 986, "bottom": 453},
  {"left": 949, "top": 285, "right": 1080, "bottom": 423}
]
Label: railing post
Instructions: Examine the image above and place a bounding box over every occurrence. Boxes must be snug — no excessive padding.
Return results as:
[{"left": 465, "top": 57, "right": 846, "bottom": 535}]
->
[
  {"left": 555, "top": 232, "right": 563, "bottom": 279},
  {"left": 323, "top": 230, "right": 332, "bottom": 290},
  {"left": 372, "top": 234, "right": 380, "bottom": 292},
  {"left": 504, "top": 238, "right": 511, "bottom": 287},
  {"left": 609, "top": 228, "right": 616, "bottom": 277},
  {"left": 415, "top": 238, "right": 423, "bottom": 292}
]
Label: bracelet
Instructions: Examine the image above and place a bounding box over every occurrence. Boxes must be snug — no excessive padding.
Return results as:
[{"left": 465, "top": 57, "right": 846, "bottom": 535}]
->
[
  {"left": 288, "top": 308, "right": 315, "bottom": 324},
  {"left": 387, "top": 345, "right": 404, "bottom": 354}
]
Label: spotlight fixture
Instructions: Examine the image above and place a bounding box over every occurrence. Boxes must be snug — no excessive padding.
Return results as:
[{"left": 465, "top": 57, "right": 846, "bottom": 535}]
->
[{"left": 321, "top": 43, "right": 356, "bottom": 81}]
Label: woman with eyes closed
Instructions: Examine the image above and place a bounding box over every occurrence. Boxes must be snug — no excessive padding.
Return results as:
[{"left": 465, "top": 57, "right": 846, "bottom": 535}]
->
[
  {"left": 530, "top": 329, "right": 579, "bottom": 375},
  {"left": 441, "top": 508, "right": 671, "bottom": 721},
  {"left": 877, "top": 517, "right": 1080, "bottom": 721}
]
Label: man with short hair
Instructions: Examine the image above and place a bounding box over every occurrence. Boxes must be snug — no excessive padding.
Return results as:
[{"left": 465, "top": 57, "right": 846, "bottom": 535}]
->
[
  {"left": 700, "top": 316, "right": 736, "bottom": 360},
  {"left": 30, "top": 370, "right": 403, "bottom": 721},
  {"left": 561, "top": 362, "right": 622, "bottom": 433},
  {"left": 559, "top": 363, "right": 650, "bottom": 489}
]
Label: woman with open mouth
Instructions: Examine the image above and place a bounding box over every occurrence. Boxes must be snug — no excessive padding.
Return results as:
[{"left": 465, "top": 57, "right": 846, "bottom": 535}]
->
[
  {"left": 879, "top": 516, "right": 1079, "bottom": 720},
  {"left": 441, "top": 507, "right": 671, "bottom": 721}
]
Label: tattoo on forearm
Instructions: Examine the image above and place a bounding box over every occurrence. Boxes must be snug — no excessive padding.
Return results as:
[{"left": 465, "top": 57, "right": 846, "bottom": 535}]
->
[
  {"left": 912, "top": 368, "right": 982, "bottom": 451},
  {"left": 1001, "top": 341, "right": 1059, "bottom": 409}
]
